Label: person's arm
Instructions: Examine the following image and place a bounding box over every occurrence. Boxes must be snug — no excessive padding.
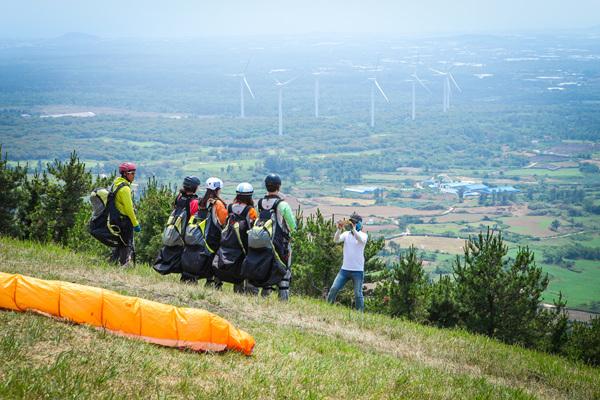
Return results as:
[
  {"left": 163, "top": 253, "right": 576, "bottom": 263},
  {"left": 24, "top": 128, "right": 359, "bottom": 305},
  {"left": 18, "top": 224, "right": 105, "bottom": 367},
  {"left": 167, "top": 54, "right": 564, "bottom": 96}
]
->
[
  {"left": 213, "top": 200, "right": 228, "bottom": 226},
  {"left": 248, "top": 207, "right": 258, "bottom": 224},
  {"left": 116, "top": 186, "right": 139, "bottom": 227},
  {"left": 189, "top": 199, "right": 198, "bottom": 216},
  {"left": 278, "top": 202, "right": 297, "bottom": 232},
  {"left": 334, "top": 220, "right": 346, "bottom": 243},
  {"left": 350, "top": 223, "right": 367, "bottom": 244}
]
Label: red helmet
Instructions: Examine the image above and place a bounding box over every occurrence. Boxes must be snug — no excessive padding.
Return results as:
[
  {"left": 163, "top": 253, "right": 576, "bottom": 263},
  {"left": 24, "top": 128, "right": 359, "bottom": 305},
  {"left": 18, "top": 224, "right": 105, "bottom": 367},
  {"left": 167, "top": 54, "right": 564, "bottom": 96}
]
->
[{"left": 118, "top": 162, "right": 137, "bottom": 174}]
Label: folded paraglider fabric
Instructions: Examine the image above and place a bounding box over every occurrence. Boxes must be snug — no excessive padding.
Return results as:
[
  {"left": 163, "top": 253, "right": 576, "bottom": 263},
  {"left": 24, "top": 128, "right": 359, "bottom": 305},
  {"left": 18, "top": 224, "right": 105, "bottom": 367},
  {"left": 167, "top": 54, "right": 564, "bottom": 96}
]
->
[{"left": 0, "top": 272, "right": 254, "bottom": 355}]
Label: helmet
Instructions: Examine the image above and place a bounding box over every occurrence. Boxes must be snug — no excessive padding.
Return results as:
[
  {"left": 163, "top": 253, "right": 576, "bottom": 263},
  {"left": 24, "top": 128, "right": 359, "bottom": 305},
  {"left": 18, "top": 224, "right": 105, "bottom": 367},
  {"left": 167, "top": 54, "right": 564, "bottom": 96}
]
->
[
  {"left": 236, "top": 182, "right": 254, "bottom": 195},
  {"left": 349, "top": 212, "right": 362, "bottom": 224},
  {"left": 265, "top": 173, "right": 282, "bottom": 187},
  {"left": 183, "top": 176, "right": 201, "bottom": 191},
  {"left": 206, "top": 177, "right": 223, "bottom": 191},
  {"left": 118, "top": 162, "right": 137, "bottom": 174}
]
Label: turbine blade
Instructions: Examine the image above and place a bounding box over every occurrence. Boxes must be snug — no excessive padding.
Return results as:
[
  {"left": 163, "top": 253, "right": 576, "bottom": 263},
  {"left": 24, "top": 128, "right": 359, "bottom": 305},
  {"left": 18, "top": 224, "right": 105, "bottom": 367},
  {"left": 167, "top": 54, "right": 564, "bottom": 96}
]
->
[
  {"left": 243, "top": 58, "right": 251, "bottom": 73},
  {"left": 414, "top": 74, "right": 431, "bottom": 94},
  {"left": 448, "top": 73, "right": 462, "bottom": 92},
  {"left": 429, "top": 68, "right": 446, "bottom": 75},
  {"left": 282, "top": 76, "right": 298, "bottom": 86},
  {"left": 374, "top": 80, "right": 390, "bottom": 103},
  {"left": 243, "top": 76, "right": 255, "bottom": 99}
]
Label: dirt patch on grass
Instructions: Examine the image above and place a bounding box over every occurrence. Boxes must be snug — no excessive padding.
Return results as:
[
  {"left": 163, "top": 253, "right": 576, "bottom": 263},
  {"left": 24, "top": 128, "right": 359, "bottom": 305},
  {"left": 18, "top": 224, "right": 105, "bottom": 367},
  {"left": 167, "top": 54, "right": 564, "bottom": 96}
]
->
[{"left": 389, "top": 236, "right": 466, "bottom": 254}]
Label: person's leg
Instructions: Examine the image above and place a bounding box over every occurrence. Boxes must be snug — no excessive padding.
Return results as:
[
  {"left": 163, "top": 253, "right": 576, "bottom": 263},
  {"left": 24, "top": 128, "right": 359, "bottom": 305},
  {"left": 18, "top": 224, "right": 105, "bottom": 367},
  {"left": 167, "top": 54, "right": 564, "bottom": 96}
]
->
[
  {"left": 350, "top": 271, "right": 365, "bottom": 312},
  {"left": 327, "top": 269, "right": 350, "bottom": 304},
  {"left": 278, "top": 269, "right": 291, "bottom": 301},
  {"left": 245, "top": 281, "right": 259, "bottom": 296}
]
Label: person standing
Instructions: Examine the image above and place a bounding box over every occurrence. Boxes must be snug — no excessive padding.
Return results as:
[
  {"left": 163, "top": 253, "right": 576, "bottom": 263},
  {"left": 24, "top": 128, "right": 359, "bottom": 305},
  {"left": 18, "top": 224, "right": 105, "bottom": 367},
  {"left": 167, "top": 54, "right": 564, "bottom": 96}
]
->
[
  {"left": 111, "top": 162, "right": 141, "bottom": 266},
  {"left": 326, "top": 212, "right": 368, "bottom": 311},
  {"left": 256, "top": 173, "right": 297, "bottom": 300}
]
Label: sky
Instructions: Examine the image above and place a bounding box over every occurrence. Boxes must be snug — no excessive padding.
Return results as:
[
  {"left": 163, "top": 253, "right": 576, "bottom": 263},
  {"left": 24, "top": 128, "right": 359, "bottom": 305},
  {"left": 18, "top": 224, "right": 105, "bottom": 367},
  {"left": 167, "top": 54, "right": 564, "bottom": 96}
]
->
[{"left": 1, "top": 0, "right": 600, "bottom": 39}]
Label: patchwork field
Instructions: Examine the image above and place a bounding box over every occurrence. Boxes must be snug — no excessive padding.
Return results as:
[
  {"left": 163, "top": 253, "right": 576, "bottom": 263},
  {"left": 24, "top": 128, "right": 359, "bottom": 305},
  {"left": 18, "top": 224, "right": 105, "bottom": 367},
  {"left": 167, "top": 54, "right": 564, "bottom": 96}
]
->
[
  {"left": 500, "top": 216, "right": 558, "bottom": 237},
  {"left": 389, "top": 236, "right": 466, "bottom": 255}
]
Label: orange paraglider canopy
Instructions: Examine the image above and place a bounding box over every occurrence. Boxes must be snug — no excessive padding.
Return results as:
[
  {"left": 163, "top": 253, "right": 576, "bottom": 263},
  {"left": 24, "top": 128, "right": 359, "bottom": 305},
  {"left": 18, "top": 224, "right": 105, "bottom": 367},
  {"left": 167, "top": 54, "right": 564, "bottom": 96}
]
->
[{"left": 0, "top": 272, "right": 255, "bottom": 355}]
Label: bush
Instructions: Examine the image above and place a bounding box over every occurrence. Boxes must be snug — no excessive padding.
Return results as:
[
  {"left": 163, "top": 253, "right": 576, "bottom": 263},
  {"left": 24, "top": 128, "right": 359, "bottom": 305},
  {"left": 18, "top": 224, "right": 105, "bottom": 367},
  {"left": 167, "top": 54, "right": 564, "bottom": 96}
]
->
[
  {"left": 0, "top": 145, "right": 27, "bottom": 236},
  {"left": 565, "top": 317, "right": 600, "bottom": 366},
  {"left": 373, "top": 246, "right": 429, "bottom": 322},
  {"left": 427, "top": 276, "right": 460, "bottom": 328},
  {"left": 135, "top": 177, "right": 174, "bottom": 264}
]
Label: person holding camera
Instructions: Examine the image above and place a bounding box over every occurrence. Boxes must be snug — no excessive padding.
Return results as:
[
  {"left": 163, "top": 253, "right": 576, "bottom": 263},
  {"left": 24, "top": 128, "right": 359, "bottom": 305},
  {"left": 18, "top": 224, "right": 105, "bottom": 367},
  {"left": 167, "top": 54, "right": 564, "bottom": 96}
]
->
[{"left": 326, "top": 212, "right": 368, "bottom": 312}]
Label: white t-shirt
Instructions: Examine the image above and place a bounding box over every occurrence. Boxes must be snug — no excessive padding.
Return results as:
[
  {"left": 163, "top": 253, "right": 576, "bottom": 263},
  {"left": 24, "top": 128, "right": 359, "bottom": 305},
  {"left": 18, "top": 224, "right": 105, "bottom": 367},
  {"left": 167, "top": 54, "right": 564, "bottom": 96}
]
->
[{"left": 339, "top": 231, "right": 368, "bottom": 271}]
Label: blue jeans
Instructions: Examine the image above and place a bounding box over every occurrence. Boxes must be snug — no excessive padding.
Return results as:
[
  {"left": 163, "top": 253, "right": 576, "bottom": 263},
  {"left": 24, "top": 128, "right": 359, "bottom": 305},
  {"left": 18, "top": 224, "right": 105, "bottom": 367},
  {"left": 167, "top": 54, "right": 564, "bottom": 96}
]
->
[{"left": 327, "top": 269, "right": 364, "bottom": 311}]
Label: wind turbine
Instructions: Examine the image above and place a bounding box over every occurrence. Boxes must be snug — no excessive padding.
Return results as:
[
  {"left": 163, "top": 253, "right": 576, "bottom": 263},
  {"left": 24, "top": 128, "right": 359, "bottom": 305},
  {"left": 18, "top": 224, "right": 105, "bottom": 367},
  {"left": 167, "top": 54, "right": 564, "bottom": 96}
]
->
[
  {"left": 231, "top": 60, "right": 255, "bottom": 118},
  {"left": 368, "top": 71, "right": 389, "bottom": 128},
  {"left": 429, "top": 67, "right": 461, "bottom": 113},
  {"left": 274, "top": 77, "right": 297, "bottom": 136},
  {"left": 409, "top": 67, "right": 431, "bottom": 120},
  {"left": 312, "top": 71, "right": 322, "bottom": 118}
]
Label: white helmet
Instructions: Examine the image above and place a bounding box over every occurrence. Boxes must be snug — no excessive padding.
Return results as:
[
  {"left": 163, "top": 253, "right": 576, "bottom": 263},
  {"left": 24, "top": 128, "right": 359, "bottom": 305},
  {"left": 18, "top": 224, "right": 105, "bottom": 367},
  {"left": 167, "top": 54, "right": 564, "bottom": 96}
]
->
[
  {"left": 206, "top": 177, "right": 223, "bottom": 191},
  {"left": 236, "top": 182, "right": 254, "bottom": 194}
]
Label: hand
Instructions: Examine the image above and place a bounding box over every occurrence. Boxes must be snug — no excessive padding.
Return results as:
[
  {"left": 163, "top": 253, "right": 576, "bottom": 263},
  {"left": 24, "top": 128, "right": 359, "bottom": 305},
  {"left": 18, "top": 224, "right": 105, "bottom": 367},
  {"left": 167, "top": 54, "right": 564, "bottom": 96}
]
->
[
  {"left": 337, "top": 220, "right": 345, "bottom": 230},
  {"left": 134, "top": 225, "right": 141, "bottom": 233}
]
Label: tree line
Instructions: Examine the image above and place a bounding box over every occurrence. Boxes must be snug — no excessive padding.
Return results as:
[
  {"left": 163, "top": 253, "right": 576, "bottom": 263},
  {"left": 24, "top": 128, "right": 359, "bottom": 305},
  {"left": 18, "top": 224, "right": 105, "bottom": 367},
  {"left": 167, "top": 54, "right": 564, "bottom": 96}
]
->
[{"left": 0, "top": 146, "right": 598, "bottom": 366}]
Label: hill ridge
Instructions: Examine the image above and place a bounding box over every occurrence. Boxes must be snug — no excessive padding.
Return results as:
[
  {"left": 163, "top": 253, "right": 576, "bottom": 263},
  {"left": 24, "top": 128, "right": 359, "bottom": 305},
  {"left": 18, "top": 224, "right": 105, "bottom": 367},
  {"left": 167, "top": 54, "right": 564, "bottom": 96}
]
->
[{"left": 0, "top": 237, "right": 598, "bottom": 399}]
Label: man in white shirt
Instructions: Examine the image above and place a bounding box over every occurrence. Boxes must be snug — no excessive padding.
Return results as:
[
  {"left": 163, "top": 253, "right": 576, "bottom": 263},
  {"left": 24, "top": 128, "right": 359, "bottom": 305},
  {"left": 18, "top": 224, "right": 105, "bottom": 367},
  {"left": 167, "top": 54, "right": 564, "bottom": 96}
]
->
[{"left": 327, "top": 212, "right": 368, "bottom": 311}]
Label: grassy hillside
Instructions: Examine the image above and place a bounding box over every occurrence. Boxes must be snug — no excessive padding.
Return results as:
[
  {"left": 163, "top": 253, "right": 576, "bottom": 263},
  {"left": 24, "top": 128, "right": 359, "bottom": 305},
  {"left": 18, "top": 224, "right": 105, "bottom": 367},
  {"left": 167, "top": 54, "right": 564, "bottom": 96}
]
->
[{"left": 0, "top": 237, "right": 598, "bottom": 399}]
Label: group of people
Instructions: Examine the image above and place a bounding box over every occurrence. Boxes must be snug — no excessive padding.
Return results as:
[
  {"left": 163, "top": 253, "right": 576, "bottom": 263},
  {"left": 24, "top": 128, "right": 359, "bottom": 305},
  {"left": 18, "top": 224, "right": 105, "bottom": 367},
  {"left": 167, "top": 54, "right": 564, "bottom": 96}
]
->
[{"left": 104, "top": 162, "right": 369, "bottom": 310}]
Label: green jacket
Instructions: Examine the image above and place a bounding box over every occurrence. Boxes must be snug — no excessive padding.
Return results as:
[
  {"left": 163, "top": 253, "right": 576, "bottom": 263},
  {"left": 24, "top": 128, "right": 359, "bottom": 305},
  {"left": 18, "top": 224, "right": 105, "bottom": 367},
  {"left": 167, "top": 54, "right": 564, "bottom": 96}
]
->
[{"left": 111, "top": 177, "right": 139, "bottom": 227}]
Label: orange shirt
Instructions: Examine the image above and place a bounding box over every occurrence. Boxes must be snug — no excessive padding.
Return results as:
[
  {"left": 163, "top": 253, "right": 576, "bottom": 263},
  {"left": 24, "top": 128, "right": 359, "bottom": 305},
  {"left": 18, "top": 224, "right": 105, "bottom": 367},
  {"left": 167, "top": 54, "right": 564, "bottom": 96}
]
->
[{"left": 213, "top": 200, "right": 228, "bottom": 226}]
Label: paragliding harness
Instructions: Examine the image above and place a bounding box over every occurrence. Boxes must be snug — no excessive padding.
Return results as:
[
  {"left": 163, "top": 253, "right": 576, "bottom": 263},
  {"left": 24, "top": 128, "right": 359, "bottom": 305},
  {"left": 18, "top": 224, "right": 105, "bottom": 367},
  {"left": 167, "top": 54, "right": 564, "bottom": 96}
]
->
[
  {"left": 214, "top": 204, "right": 251, "bottom": 284},
  {"left": 88, "top": 182, "right": 130, "bottom": 247},
  {"left": 241, "top": 196, "right": 290, "bottom": 286},
  {"left": 153, "top": 193, "right": 196, "bottom": 275},
  {"left": 181, "top": 199, "right": 225, "bottom": 281}
]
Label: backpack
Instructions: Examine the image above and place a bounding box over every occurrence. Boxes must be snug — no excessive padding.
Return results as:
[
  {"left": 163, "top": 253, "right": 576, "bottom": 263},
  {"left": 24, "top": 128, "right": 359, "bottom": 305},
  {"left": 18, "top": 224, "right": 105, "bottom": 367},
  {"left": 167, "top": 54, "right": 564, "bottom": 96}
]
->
[
  {"left": 183, "top": 200, "right": 223, "bottom": 253},
  {"left": 247, "top": 198, "right": 281, "bottom": 250},
  {"left": 242, "top": 198, "right": 289, "bottom": 286},
  {"left": 181, "top": 200, "right": 225, "bottom": 281},
  {"left": 214, "top": 204, "right": 251, "bottom": 284},
  {"left": 88, "top": 182, "right": 128, "bottom": 247},
  {"left": 161, "top": 194, "right": 195, "bottom": 247}
]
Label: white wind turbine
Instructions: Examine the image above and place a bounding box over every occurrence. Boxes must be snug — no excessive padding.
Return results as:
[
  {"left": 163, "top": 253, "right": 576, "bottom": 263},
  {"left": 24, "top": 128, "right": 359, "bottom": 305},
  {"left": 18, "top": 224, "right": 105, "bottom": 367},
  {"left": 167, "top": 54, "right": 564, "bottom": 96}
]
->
[
  {"left": 312, "top": 71, "right": 322, "bottom": 118},
  {"left": 429, "top": 67, "right": 461, "bottom": 113},
  {"left": 231, "top": 60, "right": 255, "bottom": 118},
  {"left": 409, "top": 67, "right": 431, "bottom": 120},
  {"left": 274, "top": 77, "right": 297, "bottom": 136},
  {"left": 368, "top": 70, "right": 390, "bottom": 128}
]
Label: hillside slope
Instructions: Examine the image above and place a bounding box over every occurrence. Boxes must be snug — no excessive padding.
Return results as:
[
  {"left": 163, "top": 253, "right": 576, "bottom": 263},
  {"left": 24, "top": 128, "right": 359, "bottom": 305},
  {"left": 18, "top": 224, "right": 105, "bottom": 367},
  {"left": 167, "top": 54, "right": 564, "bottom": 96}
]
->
[{"left": 0, "top": 237, "right": 598, "bottom": 399}]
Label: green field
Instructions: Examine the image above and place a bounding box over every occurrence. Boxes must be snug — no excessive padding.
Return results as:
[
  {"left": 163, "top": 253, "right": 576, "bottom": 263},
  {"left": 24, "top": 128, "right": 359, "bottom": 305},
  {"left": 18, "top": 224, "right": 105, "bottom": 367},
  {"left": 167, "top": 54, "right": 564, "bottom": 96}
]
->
[
  {"left": 506, "top": 168, "right": 584, "bottom": 178},
  {"left": 542, "top": 260, "right": 600, "bottom": 309},
  {"left": 0, "top": 237, "right": 598, "bottom": 399}
]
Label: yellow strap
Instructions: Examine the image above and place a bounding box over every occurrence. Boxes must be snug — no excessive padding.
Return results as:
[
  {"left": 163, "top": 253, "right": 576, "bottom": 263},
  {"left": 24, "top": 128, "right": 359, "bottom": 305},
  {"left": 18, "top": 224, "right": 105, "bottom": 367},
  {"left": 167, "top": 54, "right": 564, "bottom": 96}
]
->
[{"left": 233, "top": 222, "right": 246, "bottom": 255}]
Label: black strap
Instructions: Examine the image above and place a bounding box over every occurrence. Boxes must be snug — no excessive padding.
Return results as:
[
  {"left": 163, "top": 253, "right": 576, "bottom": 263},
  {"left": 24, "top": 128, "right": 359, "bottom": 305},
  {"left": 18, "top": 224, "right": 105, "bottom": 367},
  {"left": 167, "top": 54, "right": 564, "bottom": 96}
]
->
[{"left": 109, "top": 182, "right": 128, "bottom": 198}]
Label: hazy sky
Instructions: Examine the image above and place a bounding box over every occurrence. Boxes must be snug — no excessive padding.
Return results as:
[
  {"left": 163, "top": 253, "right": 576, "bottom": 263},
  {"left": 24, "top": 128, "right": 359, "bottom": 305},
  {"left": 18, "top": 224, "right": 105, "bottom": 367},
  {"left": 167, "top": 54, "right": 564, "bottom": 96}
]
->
[{"left": 2, "top": 0, "right": 600, "bottom": 38}]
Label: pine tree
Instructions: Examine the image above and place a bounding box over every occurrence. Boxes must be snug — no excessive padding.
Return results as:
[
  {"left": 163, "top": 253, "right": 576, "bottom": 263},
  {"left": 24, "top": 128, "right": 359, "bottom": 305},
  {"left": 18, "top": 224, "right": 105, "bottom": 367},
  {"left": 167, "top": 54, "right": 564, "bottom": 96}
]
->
[
  {"left": 0, "top": 146, "right": 27, "bottom": 236},
  {"left": 292, "top": 210, "right": 342, "bottom": 297},
  {"left": 44, "top": 151, "right": 92, "bottom": 243},
  {"left": 135, "top": 177, "right": 174, "bottom": 264},
  {"left": 379, "top": 246, "right": 429, "bottom": 321},
  {"left": 453, "top": 229, "right": 553, "bottom": 345},
  {"left": 427, "top": 275, "right": 459, "bottom": 328}
]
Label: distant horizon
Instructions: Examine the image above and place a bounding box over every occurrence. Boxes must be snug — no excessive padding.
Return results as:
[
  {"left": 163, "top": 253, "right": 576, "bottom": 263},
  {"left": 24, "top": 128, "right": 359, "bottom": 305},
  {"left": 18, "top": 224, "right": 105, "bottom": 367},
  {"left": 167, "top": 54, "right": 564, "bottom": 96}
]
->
[
  {"left": 2, "top": 24, "right": 600, "bottom": 42},
  {"left": 2, "top": 1, "right": 600, "bottom": 40}
]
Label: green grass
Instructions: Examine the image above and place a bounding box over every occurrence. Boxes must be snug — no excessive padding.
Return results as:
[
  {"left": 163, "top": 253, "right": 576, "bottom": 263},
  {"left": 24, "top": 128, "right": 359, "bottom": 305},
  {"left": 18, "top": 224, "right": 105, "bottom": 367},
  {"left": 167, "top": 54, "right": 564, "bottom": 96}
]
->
[
  {"left": 506, "top": 168, "right": 583, "bottom": 178},
  {"left": 542, "top": 260, "right": 600, "bottom": 310},
  {"left": 1, "top": 237, "right": 599, "bottom": 399}
]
